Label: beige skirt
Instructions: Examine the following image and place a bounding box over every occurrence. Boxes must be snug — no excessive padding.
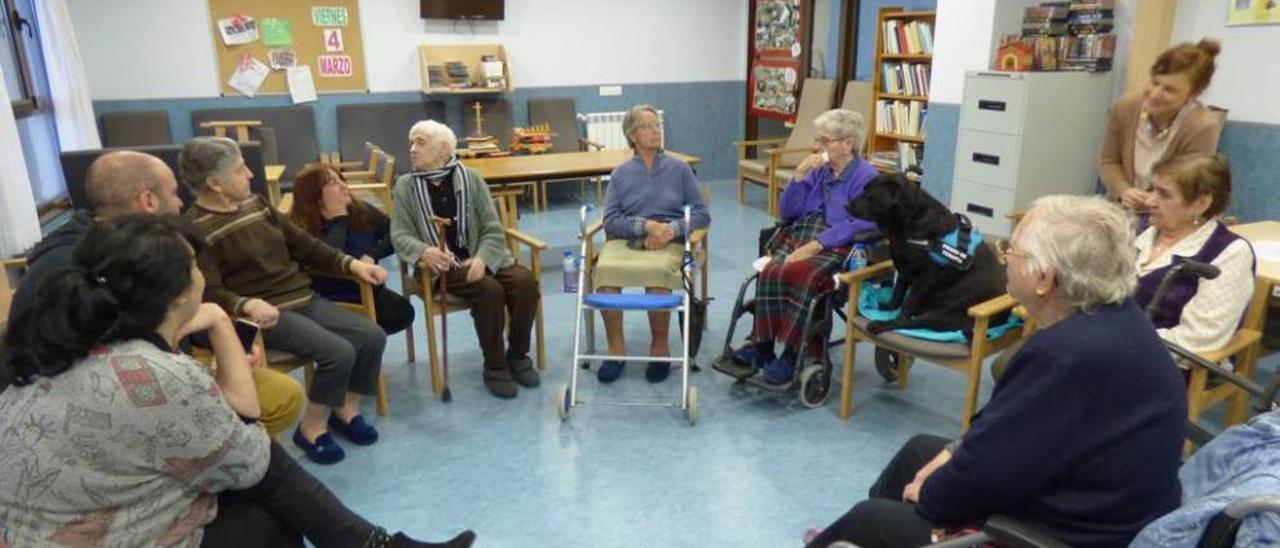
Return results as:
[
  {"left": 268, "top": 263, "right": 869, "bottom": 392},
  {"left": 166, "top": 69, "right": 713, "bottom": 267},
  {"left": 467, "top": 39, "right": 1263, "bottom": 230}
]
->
[{"left": 594, "top": 240, "right": 683, "bottom": 290}]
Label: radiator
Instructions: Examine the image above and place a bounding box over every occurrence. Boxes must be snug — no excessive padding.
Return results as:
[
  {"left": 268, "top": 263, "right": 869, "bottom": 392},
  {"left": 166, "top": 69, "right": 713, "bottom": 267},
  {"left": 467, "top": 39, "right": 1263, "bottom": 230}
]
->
[{"left": 582, "top": 110, "right": 665, "bottom": 150}]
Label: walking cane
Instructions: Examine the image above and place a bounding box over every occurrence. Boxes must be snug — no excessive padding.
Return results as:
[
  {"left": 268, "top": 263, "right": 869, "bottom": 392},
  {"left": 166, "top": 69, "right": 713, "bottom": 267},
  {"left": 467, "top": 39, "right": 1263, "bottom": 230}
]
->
[{"left": 431, "top": 216, "right": 455, "bottom": 402}]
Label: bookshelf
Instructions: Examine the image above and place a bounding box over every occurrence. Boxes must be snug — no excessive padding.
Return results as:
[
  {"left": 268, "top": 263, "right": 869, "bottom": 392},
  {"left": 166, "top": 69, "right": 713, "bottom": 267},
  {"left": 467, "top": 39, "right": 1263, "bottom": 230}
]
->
[{"left": 868, "top": 7, "right": 935, "bottom": 174}]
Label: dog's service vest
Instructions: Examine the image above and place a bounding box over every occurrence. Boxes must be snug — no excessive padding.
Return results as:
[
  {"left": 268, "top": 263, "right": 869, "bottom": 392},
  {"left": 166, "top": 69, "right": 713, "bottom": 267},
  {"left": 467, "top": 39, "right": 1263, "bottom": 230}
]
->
[{"left": 906, "top": 214, "right": 982, "bottom": 271}]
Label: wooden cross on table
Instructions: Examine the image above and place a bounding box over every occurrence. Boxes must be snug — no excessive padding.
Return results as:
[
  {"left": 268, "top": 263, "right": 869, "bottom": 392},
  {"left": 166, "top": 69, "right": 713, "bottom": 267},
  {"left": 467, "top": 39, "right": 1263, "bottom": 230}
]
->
[{"left": 471, "top": 102, "right": 487, "bottom": 137}]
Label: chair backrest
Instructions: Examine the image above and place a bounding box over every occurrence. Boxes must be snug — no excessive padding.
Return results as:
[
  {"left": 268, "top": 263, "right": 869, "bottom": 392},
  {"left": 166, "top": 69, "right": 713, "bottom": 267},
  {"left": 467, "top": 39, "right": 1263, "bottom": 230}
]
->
[
  {"left": 193, "top": 106, "right": 318, "bottom": 183},
  {"left": 336, "top": 101, "right": 446, "bottom": 175},
  {"left": 528, "top": 98, "right": 580, "bottom": 153},
  {"left": 100, "top": 111, "right": 172, "bottom": 147},
  {"left": 60, "top": 142, "right": 267, "bottom": 211},
  {"left": 779, "top": 78, "right": 837, "bottom": 167},
  {"left": 840, "top": 80, "right": 875, "bottom": 155}
]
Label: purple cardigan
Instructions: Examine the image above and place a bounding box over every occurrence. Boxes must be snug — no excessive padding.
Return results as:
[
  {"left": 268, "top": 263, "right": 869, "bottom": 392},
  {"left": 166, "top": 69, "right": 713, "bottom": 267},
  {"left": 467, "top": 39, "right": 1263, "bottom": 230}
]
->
[{"left": 778, "top": 156, "right": 879, "bottom": 249}]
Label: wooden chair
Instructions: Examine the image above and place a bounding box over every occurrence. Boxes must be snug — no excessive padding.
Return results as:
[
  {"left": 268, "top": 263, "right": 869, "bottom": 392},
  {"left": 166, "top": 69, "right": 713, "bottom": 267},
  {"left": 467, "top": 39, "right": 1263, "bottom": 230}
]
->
[
  {"left": 403, "top": 221, "right": 548, "bottom": 397},
  {"left": 836, "top": 260, "right": 1025, "bottom": 431},
  {"left": 199, "top": 120, "right": 262, "bottom": 143},
  {"left": 734, "top": 78, "right": 836, "bottom": 217},
  {"left": 323, "top": 141, "right": 379, "bottom": 175},
  {"left": 1179, "top": 278, "right": 1269, "bottom": 427},
  {"left": 344, "top": 149, "right": 397, "bottom": 214},
  {"left": 263, "top": 277, "right": 391, "bottom": 417}
]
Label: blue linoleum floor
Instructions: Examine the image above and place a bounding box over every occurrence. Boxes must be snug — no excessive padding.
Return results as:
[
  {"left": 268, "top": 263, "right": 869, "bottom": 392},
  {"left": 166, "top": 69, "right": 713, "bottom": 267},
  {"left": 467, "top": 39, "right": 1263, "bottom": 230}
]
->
[{"left": 288, "top": 179, "right": 1280, "bottom": 548}]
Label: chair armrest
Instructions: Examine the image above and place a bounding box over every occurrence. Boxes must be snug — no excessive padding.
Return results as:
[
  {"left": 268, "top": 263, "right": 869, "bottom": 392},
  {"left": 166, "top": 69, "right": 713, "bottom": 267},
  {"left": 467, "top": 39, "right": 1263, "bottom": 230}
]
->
[
  {"left": 347, "top": 183, "right": 389, "bottom": 192},
  {"left": 578, "top": 138, "right": 604, "bottom": 151},
  {"left": 762, "top": 146, "right": 816, "bottom": 158},
  {"left": 1199, "top": 329, "right": 1263, "bottom": 363},
  {"left": 836, "top": 260, "right": 895, "bottom": 286},
  {"left": 343, "top": 169, "right": 377, "bottom": 181},
  {"left": 982, "top": 514, "right": 1072, "bottom": 548},
  {"left": 689, "top": 227, "right": 708, "bottom": 245},
  {"left": 967, "top": 293, "right": 1018, "bottom": 320},
  {"left": 505, "top": 228, "right": 548, "bottom": 251},
  {"left": 584, "top": 219, "right": 604, "bottom": 239},
  {"left": 733, "top": 137, "right": 787, "bottom": 149}
]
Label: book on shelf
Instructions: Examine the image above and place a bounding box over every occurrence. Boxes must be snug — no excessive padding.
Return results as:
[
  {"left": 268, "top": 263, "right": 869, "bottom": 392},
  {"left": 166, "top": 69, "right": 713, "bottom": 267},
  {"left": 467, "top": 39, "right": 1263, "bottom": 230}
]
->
[
  {"left": 880, "top": 62, "right": 931, "bottom": 96},
  {"left": 882, "top": 19, "right": 933, "bottom": 55},
  {"left": 875, "top": 99, "right": 926, "bottom": 138},
  {"left": 869, "top": 150, "right": 900, "bottom": 172},
  {"left": 897, "top": 141, "right": 922, "bottom": 172}
]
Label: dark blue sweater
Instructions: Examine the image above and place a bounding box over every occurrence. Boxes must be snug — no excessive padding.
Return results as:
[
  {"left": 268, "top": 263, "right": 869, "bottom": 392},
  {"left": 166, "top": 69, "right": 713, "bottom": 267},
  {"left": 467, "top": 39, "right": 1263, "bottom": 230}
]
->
[{"left": 918, "top": 299, "right": 1186, "bottom": 547}]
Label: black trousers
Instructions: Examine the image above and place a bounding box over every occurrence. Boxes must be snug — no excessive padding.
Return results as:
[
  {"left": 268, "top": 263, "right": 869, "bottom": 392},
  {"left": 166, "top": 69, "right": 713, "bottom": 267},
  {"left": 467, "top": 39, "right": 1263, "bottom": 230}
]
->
[
  {"left": 371, "top": 286, "right": 416, "bottom": 335},
  {"left": 806, "top": 434, "right": 952, "bottom": 548},
  {"left": 201, "top": 439, "right": 376, "bottom": 547}
]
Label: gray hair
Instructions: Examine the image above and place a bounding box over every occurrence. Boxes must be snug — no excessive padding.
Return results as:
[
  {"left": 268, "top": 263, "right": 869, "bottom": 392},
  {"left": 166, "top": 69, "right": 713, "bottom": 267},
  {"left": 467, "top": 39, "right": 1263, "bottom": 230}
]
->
[
  {"left": 814, "top": 109, "right": 866, "bottom": 155},
  {"left": 621, "top": 104, "right": 660, "bottom": 148},
  {"left": 178, "top": 137, "right": 242, "bottom": 192},
  {"left": 409, "top": 119, "right": 457, "bottom": 152},
  {"left": 1016, "top": 195, "right": 1137, "bottom": 312}
]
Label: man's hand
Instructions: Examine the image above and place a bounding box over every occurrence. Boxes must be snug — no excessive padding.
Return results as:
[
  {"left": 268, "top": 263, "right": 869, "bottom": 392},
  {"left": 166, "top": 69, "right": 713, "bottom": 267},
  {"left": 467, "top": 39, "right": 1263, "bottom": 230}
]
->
[
  {"left": 1120, "top": 187, "right": 1156, "bottom": 210},
  {"left": 784, "top": 240, "right": 823, "bottom": 264},
  {"left": 350, "top": 260, "right": 388, "bottom": 285},
  {"left": 359, "top": 254, "right": 376, "bottom": 265},
  {"left": 461, "top": 257, "right": 487, "bottom": 283},
  {"left": 241, "top": 299, "right": 280, "bottom": 329},
  {"left": 903, "top": 448, "right": 953, "bottom": 504},
  {"left": 420, "top": 247, "right": 455, "bottom": 273}
]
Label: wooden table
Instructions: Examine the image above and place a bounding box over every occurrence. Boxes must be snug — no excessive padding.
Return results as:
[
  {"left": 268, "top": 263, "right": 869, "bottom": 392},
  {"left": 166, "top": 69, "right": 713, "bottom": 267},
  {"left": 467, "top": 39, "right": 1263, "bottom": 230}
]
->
[
  {"left": 463, "top": 149, "right": 702, "bottom": 211},
  {"left": 264, "top": 164, "right": 286, "bottom": 207},
  {"left": 1231, "top": 221, "right": 1280, "bottom": 331}
]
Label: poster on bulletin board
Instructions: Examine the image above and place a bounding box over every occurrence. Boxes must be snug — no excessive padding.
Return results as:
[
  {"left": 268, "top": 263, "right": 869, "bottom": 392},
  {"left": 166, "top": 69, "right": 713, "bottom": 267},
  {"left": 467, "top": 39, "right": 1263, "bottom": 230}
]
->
[
  {"left": 753, "top": 0, "right": 805, "bottom": 59},
  {"left": 208, "top": 0, "right": 366, "bottom": 96},
  {"left": 748, "top": 59, "right": 800, "bottom": 121},
  {"left": 1228, "top": 0, "right": 1280, "bottom": 25}
]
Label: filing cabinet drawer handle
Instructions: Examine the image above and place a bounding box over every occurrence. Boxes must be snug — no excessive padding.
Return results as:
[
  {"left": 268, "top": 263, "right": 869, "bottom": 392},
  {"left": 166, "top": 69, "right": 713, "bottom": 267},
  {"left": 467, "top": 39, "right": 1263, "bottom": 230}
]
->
[
  {"left": 966, "top": 203, "right": 995, "bottom": 218},
  {"left": 978, "top": 100, "right": 1006, "bottom": 112},
  {"left": 972, "top": 153, "right": 1000, "bottom": 166}
]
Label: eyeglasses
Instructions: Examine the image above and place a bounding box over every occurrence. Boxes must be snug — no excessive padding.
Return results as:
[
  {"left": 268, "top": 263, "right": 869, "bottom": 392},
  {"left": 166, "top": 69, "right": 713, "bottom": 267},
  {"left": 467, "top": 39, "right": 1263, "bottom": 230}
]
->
[
  {"left": 635, "top": 122, "right": 663, "bottom": 132},
  {"left": 814, "top": 134, "right": 851, "bottom": 146},
  {"left": 994, "top": 239, "right": 1026, "bottom": 265}
]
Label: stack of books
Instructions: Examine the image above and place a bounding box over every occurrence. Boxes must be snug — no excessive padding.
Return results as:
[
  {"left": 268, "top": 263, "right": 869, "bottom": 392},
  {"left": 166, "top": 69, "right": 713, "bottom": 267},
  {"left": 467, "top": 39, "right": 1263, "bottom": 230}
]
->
[
  {"left": 874, "top": 99, "right": 926, "bottom": 138},
  {"left": 879, "top": 62, "right": 931, "bottom": 96},
  {"left": 882, "top": 19, "right": 934, "bottom": 55},
  {"left": 868, "top": 150, "right": 900, "bottom": 172},
  {"left": 996, "top": 0, "right": 1115, "bottom": 72},
  {"left": 445, "top": 61, "right": 470, "bottom": 87},
  {"left": 1022, "top": 2, "right": 1069, "bottom": 35},
  {"left": 1067, "top": 1, "right": 1114, "bottom": 35}
]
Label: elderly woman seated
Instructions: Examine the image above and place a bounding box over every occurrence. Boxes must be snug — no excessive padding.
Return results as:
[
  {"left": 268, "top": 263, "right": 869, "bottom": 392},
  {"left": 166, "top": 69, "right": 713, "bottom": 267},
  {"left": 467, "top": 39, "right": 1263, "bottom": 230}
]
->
[
  {"left": 806, "top": 195, "right": 1187, "bottom": 548},
  {"left": 593, "top": 104, "right": 710, "bottom": 384},
  {"left": 1134, "top": 154, "right": 1254, "bottom": 354},
  {"left": 390, "top": 120, "right": 540, "bottom": 399},
  {"left": 181, "top": 137, "right": 390, "bottom": 465},
  {"left": 731, "top": 108, "right": 878, "bottom": 384}
]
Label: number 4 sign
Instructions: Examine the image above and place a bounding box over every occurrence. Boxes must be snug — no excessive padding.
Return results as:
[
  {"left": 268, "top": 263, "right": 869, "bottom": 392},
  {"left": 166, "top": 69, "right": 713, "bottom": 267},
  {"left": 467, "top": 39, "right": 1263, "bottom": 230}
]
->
[{"left": 323, "top": 28, "right": 344, "bottom": 52}]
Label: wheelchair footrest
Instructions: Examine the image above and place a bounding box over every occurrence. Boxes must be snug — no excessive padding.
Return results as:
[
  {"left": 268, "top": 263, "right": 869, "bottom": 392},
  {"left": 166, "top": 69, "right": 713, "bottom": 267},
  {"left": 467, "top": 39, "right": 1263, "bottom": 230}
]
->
[
  {"left": 742, "top": 375, "right": 798, "bottom": 393},
  {"left": 711, "top": 355, "right": 757, "bottom": 380}
]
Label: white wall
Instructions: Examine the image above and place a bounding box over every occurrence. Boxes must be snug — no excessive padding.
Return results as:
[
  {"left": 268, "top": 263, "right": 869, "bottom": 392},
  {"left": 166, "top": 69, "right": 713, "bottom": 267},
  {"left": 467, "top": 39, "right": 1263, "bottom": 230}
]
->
[
  {"left": 68, "top": 0, "right": 747, "bottom": 100},
  {"left": 1172, "top": 0, "right": 1280, "bottom": 124}
]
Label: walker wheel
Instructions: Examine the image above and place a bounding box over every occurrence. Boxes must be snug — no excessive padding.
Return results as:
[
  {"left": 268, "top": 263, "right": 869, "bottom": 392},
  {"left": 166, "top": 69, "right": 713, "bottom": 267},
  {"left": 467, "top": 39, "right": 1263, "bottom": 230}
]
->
[
  {"left": 557, "top": 384, "right": 571, "bottom": 422},
  {"left": 799, "top": 365, "right": 831, "bottom": 408},
  {"left": 686, "top": 387, "right": 699, "bottom": 425}
]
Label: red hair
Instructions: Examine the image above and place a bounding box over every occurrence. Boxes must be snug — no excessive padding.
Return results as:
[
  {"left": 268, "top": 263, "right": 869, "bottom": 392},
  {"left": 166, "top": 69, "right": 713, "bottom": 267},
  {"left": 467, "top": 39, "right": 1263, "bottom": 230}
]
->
[
  {"left": 1150, "top": 38, "right": 1221, "bottom": 95},
  {"left": 288, "top": 163, "right": 370, "bottom": 237}
]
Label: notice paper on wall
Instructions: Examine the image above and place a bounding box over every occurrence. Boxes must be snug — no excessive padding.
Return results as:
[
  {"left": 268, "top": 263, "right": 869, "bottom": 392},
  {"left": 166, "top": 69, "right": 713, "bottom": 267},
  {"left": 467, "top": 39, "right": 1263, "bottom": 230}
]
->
[
  {"left": 268, "top": 49, "right": 297, "bottom": 69},
  {"left": 287, "top": 66, "right": 317, "bottom": 104},
  {"left": 228, "top": 54, "right": 270, "bottom": 97},
  {"left": 218, "top": 15, "right": 258, "bottom": 46},
  {"left": 312, "top": 6, "right": 349, "bottom": 27},
  {"left": 261, "top": 18, "right": 293, "bottom": 46}
]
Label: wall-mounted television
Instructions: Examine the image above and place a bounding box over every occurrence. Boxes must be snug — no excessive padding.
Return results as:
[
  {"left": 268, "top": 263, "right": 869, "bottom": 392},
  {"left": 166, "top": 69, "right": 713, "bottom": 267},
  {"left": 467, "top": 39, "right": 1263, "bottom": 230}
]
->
[{"left": 421, "top": 0, "right": 504, "bottom": 21}]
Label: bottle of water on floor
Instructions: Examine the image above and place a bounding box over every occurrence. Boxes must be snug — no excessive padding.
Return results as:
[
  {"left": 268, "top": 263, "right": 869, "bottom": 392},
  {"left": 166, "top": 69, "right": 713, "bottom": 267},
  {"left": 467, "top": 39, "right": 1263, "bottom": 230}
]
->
[
  {"left": 563, "top": 249, "right": 579, "bottom": 293},
  {"left": 847, "top": 243, "right": 868, "bottom": 272}
]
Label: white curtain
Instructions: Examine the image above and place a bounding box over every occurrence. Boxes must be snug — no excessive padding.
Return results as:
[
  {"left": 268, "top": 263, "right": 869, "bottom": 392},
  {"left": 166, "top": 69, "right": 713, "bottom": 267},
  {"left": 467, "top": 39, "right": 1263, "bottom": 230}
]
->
[
  {"left": 0, "top": 69, "right": 43, "bottom": 257},
  {"left": 34, "top": 0, "right": 100, "bottom": 151}
]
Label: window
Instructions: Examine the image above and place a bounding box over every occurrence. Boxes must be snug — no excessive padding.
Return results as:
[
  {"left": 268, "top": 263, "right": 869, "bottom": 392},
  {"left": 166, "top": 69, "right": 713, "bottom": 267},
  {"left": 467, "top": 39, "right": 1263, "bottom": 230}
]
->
[{"left": 1, "top": 0, "right": 38, "bottom": 117}]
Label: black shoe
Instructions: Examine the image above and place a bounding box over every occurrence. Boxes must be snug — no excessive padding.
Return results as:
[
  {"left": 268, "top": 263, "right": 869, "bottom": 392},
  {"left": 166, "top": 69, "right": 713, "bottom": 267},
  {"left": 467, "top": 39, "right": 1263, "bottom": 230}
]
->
[
  {"left": 483, "top": 369, "right": 517, "bottom": 399},
  {"left": 508, "top": 356, "right": 540, "bottom": 388},
  {"left": 597, "top": 360, "right": 625, "bottom": 383},
  {"left": 645, "top": 361, "right": 671, "bottom": 383},
  {"left": 387, "top": 529, "right": 476, "bottom": 548}
]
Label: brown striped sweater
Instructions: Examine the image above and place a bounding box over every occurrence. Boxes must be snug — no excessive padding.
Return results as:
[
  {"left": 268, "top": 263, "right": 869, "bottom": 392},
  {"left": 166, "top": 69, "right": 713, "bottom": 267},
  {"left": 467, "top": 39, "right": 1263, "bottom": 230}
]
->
[{"left": 186, "top": 196, "right": 354, "bottom": 314}]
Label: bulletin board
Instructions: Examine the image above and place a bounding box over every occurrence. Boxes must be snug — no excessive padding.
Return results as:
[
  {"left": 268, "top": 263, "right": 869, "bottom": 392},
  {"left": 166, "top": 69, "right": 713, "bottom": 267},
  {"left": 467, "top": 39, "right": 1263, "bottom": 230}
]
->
[
  {"left": 208, "top": 0, "right": 368, "bottom": 96},
  {"left": 748, "top": 0, "right": 805, "bottom": 121}
]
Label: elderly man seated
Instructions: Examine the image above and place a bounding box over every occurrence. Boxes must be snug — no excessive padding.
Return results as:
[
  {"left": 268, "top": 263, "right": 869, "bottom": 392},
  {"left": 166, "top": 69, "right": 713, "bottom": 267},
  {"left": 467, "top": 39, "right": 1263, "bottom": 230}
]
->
[{"left": 390, "top": 120, "right": 540, "bottom": 399}]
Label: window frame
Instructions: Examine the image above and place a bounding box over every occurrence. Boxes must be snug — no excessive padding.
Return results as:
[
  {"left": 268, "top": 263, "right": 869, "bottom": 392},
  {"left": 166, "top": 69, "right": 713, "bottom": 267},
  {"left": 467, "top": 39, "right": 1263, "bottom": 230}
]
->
[{"left": 3, "top": 0, "right": 38, "bottom": 117}]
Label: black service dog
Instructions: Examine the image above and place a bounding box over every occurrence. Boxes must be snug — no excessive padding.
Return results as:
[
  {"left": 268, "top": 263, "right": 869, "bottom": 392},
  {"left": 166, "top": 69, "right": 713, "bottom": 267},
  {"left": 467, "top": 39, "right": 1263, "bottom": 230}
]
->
[{"left": 846, "top": 174, "right": 1008, "bottom": 336}]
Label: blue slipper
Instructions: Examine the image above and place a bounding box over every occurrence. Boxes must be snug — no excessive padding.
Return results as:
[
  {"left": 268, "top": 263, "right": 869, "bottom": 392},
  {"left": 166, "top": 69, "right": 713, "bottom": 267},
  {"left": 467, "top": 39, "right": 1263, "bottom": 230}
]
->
[
  {"left": 762, "top": 354, "right": 796, "bottom": 385},
  {"left": 292, "top": 428, "right": 346, "bottom": 464},
  {"left": 328, "top": 414, "right": 379, "bottom": 446},
  {"left": 645, "top": 361, "right": 671, "bottom": 383},
  {"left": 597, "top": 360, "right": 625, "bottom": 383},
  {"left": 731, "top": 343, "right": 775, "bottom": 368}
]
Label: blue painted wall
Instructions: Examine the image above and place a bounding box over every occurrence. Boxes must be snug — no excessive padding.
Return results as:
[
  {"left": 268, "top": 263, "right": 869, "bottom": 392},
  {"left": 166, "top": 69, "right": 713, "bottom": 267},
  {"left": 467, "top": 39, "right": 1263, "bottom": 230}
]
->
[
  {"left": 916, "top": 101, "right": 1280, "bottom": 223},
  {"left": 855, "top": 0, "right": 938, "bottom": 81},
  {"left": 92, "top": 81, "right": 746, "bottom": 183}
]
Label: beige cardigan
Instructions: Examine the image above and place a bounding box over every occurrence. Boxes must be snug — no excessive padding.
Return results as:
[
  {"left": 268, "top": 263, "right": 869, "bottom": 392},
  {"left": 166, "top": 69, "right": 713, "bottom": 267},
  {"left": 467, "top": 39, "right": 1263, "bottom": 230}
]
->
[{"left": 1097, "top": 91, "right": 1222, "bottom": 198}]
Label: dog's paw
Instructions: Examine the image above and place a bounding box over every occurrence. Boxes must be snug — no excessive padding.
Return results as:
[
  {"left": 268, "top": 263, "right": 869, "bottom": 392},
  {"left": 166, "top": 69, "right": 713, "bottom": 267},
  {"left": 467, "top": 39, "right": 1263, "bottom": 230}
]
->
[{"left": 866, "top": 320, "right": 896, "bottom": 334}]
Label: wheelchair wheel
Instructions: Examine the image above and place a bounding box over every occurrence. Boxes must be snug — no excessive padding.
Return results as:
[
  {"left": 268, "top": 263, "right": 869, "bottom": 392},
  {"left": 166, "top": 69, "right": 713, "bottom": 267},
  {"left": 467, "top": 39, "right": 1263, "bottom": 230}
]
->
[
  {"left": 557, "top": 384, "right": 571, "bottom": 422},
  {"left": 874, "top": 347, "right": 913, "bottom": 383},
  {"left": 798, "top": 364, "right": 831, "bottom": 408},
  {"left": 686, "top": 387, "right": 699, "bottom": 425}
]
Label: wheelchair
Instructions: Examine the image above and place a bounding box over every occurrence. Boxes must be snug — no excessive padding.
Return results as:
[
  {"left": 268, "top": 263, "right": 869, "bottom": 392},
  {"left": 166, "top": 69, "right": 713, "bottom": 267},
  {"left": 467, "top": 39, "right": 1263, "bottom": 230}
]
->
[{"left": 710, "top": 222, "right": 884, "bottom": 408}]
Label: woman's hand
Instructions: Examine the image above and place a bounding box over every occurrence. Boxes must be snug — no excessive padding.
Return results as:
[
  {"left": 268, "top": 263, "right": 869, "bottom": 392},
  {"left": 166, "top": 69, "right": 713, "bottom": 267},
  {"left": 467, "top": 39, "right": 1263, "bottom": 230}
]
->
[
  {"left": 784, "top": 241, "right": 823, "bottom": 264},
  {"left": 242, "top": 298, "right": 280, "bottom": 329},
  {"left": 460, "top": 257, "right": 487, "bottom": 283},
  {"left": 350, "top": 260, "right": 389, "bottom": 285},
  {"left": 320, "top": 182, "right": 352, "bottom": 220},
  {"left": 176, "top": 303, "right": 232, "bottom": 340},
  {"left": 644, "top": 220, "right": 676, "bottom": 250},
  {"left": 793, "top": 153, "right": 825, "bottom": 180},
  {"left": 359, "top": 254, "right": 376, "bottom": 265},
  {"left": 1120, "top": 187, "right": 1156, "bottom": 210},
  {"left": 420, "top": 247, "right": 455, "bottom": 273},
  {"left": 903, "top": 448, "right": 953, "bottom": 504}
]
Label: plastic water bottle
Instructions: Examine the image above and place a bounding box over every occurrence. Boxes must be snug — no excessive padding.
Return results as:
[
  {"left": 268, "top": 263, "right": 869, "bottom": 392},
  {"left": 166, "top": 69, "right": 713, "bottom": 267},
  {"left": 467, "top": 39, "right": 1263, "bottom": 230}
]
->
[
  {"left": 562, "top": 250, "right": 579, "bottom": 293},
  {"left": 847, "top": 243, "right": 868, "bottom": 272}
]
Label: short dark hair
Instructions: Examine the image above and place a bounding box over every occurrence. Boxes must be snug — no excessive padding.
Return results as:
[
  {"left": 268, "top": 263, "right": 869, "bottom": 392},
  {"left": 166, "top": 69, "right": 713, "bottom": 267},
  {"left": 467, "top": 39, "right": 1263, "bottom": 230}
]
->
[
  {"left": 1152, "top": 154, "right": 1232, "bottom": 220},
  {"left": 2, "top": 215, "right": 205, "bottom": 386}
]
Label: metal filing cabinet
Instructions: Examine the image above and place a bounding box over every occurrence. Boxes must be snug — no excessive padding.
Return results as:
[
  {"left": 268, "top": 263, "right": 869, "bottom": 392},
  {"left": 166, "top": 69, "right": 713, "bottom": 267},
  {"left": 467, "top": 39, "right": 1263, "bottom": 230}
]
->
[{"left": 949, "top": 71, "right": 1113, "bottom": 237}]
